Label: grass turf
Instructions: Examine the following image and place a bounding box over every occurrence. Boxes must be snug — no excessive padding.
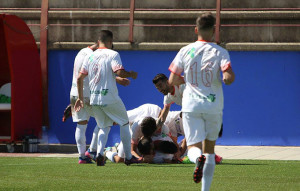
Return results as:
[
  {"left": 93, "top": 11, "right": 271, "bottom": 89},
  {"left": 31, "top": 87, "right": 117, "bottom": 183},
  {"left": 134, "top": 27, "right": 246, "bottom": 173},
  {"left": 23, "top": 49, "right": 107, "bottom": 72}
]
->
[{"left": 0, "top": 157, "right": 299, "bottom": 191}]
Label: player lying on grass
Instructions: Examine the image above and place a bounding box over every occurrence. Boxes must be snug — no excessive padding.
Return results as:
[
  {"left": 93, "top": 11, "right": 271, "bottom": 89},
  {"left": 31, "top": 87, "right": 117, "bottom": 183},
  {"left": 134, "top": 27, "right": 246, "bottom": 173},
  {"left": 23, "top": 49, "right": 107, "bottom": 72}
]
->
[
  {"left": 137, "top": 134, "right": 179, "bottom": 164},
  {"left": 85, "top": 104, "right": 162, "bottom": 161},
  {"left": 105, "top": 116, "right": 170, "bottom": 163}
]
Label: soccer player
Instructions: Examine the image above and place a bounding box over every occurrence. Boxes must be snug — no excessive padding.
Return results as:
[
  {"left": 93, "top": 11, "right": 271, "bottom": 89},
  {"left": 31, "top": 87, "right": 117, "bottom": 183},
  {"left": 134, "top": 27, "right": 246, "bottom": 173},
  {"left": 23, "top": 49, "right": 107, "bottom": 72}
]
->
[
  {"left": 168, "top": 12, "right": 235, "bottom": 190},
  {"left": 137, "top": 134, "right": 178, "bottom": 164},
  {"left": 105, "top": 116, "right": 170, "bottom": 163},
  {"left": 153, "top": 74, "right": 223, "bottom": 164},
  {"left": 75, "top": 30, "right": 139, "bottom": 166},
  {"left": 70, "top": 43, "right": 98, "bottom": 164}
]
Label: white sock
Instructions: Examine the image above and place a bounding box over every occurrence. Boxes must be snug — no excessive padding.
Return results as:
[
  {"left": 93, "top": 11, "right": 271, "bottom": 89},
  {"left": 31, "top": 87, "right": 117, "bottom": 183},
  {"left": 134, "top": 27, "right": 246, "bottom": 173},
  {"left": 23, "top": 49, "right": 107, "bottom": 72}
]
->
[
  {"left": 89, "top": 125, "right": 99, "bottom": 152},
  {"left": 120, "top": 124, "right": 132, "bottom": 160},
  {"left": 75, "top": 124, "right": 87, "bottom": 158},
  {"left": 97, "top": 127, "right": 111, "bottom": 156},
  {"left": 202, "top": 153, "right": 216, "bottom": 191},
  {"left": 187, "top": 147, "right": 202, "bottom": 163},
  {"left": 117, "top": 142, "right": 125, "bottom": 158},
  {"left": 106, "top": 151, "right": 118, "bottom": 163}
]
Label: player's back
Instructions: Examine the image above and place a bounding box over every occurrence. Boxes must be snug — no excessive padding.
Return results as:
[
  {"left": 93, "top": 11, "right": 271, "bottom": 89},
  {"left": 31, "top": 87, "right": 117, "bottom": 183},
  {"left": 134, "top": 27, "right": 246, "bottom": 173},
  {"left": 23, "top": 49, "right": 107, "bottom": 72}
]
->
[
  {"left": 70, "top": 47, "right": 93, "bottom": 97},
  {"left": 127, "top": 104, "right": 161, "bottom": 123},
  {"left": 172, "top": 41, "right": 230, "bottom": 113},
  {"left": 86, "top": 48, "right": 122, "bottom": 105}
]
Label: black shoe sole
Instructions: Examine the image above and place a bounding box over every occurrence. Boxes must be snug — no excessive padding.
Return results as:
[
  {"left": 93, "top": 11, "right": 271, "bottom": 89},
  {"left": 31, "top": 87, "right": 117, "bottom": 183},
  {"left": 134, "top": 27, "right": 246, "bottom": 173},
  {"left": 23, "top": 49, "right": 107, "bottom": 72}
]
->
[
  {"left": 96, "top": 155, "right": 105, "bottom": 166},
  {"left": 193, "top": 155, "right": 206, "bottom": 183}
]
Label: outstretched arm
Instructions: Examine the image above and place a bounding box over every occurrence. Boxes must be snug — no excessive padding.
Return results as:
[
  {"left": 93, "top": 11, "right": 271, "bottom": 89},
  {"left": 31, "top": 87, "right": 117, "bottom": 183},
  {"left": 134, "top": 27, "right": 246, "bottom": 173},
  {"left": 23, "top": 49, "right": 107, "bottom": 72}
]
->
[
  {"left": 116, "top": 76, "right": 131, "bottom": 86},
  {"left": 116, "top": 70, "right": 138, "bottom": 79}
]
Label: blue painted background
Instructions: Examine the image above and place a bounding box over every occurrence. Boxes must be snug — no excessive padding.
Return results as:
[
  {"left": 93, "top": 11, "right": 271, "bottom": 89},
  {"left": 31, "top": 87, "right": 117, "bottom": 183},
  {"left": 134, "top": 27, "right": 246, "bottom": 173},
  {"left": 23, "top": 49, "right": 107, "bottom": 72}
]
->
[{"left": 48, "top": 50, "right": 300, "bottom": 146}]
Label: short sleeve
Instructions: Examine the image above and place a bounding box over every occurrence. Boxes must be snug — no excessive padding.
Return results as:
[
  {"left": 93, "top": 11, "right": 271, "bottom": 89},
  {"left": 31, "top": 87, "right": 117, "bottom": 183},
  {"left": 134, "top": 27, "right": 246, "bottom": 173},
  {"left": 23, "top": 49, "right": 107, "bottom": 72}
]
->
[
  {"left": 220, "top": 50, "right": 232, "bottom": 72},
  {"left": 111, "top": 53, "right": 124, "bottom": 73},
  {"left": 80, "top": 54, "right": 90, "bottom": 75},
  {"left": 169, "top": 49, "right": 184, "bottom": 76},
  {"left": 163, "top": 95, "right": 174, "bottom": 106}
]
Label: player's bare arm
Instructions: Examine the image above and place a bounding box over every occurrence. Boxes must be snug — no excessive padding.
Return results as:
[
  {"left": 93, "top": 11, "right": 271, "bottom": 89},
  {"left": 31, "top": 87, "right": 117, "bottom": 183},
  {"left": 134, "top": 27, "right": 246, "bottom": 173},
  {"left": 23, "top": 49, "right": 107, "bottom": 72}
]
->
[
  {"left": 158, "top": 104, "right": 171, "bottom": 125},
  {"left": 222, "top": 67, "right": 235, "bottom": 85},
  {"left": 116, "top": 69, "right": 138, "bottom": 79},
  {"left": 169, "top": 72, "right": 185, "bottom": 86},
  {"left": 131, "top": 143, "right": 142, "bottom": 159},
  {"left": 116, "top": 76, "right": 131, "bottom": 86},
  {"left": 74, "top": 72, "right": 87, "bottom": 112}
]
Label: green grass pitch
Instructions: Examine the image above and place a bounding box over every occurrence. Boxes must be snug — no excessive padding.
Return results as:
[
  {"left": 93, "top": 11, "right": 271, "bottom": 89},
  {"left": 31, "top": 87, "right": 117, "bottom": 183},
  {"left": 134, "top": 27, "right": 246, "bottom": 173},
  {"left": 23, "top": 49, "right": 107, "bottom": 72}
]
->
[{"left": 0, "top": 157, "right": 299, "bottom": 191}]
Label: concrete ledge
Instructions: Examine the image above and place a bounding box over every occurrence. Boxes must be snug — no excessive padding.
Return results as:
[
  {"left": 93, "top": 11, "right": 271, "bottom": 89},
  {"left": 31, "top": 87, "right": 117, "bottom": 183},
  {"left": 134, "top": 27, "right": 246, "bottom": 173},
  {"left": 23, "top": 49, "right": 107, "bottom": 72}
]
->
[
  {"left": 41, "top": 42, "right": 300, "bottom": 51},
  {"left": 225, "top": 42, "right": 300, "bottom": 51}
]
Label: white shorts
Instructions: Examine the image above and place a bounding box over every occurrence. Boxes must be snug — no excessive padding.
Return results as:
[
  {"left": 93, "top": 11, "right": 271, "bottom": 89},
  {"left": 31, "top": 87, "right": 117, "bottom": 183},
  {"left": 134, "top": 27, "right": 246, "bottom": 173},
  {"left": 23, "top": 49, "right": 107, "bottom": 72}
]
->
[
  {"left": 182, "top": 112, "right": 222, "bottom": 146},
  {"left": 70, "top": 96, "right": 93, "bottom": 122},
  {"left": 92, "top": 100, "right": 129, "bottom": 128}
]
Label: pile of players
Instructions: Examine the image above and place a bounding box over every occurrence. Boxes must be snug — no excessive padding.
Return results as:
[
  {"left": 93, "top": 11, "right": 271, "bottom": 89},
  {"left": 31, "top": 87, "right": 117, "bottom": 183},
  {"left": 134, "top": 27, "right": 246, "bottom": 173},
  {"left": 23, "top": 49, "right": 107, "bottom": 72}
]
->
[{"left": 65, "top": 12, "right": 234, "bottom": 191}]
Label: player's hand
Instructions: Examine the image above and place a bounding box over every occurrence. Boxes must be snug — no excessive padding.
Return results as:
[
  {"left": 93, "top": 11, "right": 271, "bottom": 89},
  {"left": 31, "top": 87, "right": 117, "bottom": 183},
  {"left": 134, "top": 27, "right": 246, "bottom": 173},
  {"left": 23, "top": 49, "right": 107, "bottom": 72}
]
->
[
  {"left": 74, "top": 98, "right": 84, "bottom": 112},
  {"left": 118, "top": 78, "right": 131, "bottom": 86},
  {"left": 130, "top": 71, "right": 138, "bottom": 79}
]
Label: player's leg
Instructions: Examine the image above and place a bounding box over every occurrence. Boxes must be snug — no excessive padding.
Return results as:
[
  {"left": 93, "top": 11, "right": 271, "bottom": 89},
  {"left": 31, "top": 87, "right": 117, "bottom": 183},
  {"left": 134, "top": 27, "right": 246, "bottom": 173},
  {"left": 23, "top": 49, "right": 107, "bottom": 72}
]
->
[
  {"left": 105, "top": 142, "right": 125, "bottom": 163},
  {"left": 182, "top": 112, "right": 206, "bottom": 183},
  {"left": 92, "top": 105, "right": 112, "bottom": 166},
  {"left": 201, "top": 113, "right": 222, "bottom": 191},
  {"left": 96, "top": 126, "right": 111, "bottom": 166},
  {"left": 71, "top": 96, "right": 92, "bottom": 164},
  {"left": 103, "top": 101, "right": 140, "bottom": 165},
  {"left": 85, "top": 125, "right": 99, "bottom": 161}
]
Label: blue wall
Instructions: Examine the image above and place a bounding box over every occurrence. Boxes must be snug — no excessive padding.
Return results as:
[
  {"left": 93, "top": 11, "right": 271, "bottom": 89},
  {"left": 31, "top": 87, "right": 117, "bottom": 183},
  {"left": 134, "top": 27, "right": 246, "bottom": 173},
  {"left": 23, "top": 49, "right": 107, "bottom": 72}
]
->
[{"left": 48, "top": 50, "right": 300, "bottom": 146}]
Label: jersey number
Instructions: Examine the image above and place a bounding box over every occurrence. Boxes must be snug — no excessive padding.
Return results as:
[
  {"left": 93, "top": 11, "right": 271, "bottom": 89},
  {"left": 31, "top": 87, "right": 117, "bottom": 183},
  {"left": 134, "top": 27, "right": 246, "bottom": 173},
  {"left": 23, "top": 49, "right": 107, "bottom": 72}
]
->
[{"left": 190, "top": 62, "right": 213, "bottom": 87}]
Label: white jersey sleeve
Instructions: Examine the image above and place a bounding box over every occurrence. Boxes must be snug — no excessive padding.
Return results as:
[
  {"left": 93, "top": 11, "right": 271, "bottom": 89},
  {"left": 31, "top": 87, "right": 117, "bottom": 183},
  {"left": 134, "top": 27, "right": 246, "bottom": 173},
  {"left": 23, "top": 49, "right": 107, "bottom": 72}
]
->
[
  {"left": 163, "top": 84, "right": 184, "bottom": 106},
  {"left": 111, "top": 52, "right": 124, "bottom": 72}
]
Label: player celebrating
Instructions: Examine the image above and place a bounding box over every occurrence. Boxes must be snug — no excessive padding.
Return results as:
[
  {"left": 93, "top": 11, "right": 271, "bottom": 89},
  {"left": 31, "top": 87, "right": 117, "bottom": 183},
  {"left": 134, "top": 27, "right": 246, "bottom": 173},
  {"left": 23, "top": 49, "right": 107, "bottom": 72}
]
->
[
  {"left": 70, "top": 43, "right": 99, "bottom": 164},
  {"left": 168, "top": 12, "right": 235, "bottom": 190},
  {"left": 75, "top": 30, "right": 139, "bottom": 166},
  {"left": 153, "top": 74, "right": 223, "bottom": 164}
]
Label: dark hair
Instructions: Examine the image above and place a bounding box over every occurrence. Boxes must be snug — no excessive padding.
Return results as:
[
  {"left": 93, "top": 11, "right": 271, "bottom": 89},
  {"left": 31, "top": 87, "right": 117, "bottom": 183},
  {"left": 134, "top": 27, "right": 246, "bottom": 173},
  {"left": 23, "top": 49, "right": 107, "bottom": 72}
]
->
[
  {"left": 157, "top": 141, "right": 178, "bottom": 154},
  {"left": 137, "top": 137, "right": 153, "bottom": 155},
  {"left": 152, "top": 73, "right": 168, "bottom": 84},
  {"left": 98, "top": 30, "right": 113, "bottom": 43},
  {"left": 196, "top": 12, "right": 215, "bottom": 31},
  {"left": 141, "top": 117, "right": 157, "bottom": 137}
]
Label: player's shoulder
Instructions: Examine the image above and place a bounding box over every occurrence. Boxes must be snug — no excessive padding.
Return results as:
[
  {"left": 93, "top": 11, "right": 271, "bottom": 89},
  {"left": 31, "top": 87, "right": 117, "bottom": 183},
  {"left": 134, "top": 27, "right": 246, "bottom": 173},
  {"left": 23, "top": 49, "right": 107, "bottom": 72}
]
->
[
  {"left": 209, "top": 43, "right": 229, "bottom": 55},
  {"left": 179, "top": 42, "right": 196, "bottom": 54},
  {"left": 81, "top": 47, "right": 93, "bottom": 54}
]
